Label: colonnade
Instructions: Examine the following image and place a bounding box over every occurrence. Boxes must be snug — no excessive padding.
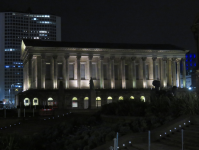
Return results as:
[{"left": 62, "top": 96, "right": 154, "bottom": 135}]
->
[{"left": 23, "top": 55, "right": 186, "bottom": 91}]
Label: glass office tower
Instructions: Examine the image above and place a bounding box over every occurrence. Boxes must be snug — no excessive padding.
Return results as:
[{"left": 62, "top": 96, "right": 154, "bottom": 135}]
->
[{"left": 0, "top": 12, "right": 61, "bottom": 103}]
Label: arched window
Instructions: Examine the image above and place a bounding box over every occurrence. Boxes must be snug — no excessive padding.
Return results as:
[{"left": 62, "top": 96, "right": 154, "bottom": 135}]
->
[
  {"left": 84, "top": 97, "right": 89, "bottom": 109},
  {"left": 72, "top": 97, "right": 78, "bottom": 108},
  {"left": 119, "top": 96, "right": 123, "bottom": 100},
  {"left": 130, "top": 96, "right": 134, "bottom": 100},
  {"left": 33, "top": 98, "right": 39, "bottom": 105},
  {"left": 107, "top": 96, "right": 112, "bottom": 104},
  {"left": 48, "top": 97, "right": 53, "bottom": 106},
  {"left": 96, "top": 97, "right": 101, "bottom": 107},
  {"left": 140, "top": 96, "right": 145, "bottom": 102},
  {"left": 24, "top": 98, "right": 30, "bottom": 106}
]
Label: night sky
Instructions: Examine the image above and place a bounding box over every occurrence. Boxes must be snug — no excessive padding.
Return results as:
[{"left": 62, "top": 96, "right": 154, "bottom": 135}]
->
[{"left": 1, "top": 0, "right": 199, "bottom": 52}]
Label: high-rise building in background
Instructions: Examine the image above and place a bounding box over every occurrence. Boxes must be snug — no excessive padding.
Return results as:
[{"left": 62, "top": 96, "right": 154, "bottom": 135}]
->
[{"left": 0, "top": 12, "right": 61, "bottom": 103}]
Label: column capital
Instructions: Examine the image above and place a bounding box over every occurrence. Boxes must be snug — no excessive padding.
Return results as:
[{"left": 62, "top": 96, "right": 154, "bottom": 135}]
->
[
  {"left": 121, "top": 56, "right": 126, "bottom": 60},
  {"left": 88, "top": 55, "right": 93, "bottom": 60},
  {"left": 53, "top": 55, "right": 58, "bottom": 59},
  {"left": 100, "top": 56, "right": 104, "bottom": 60},
  {"left": 110, "top": 56, "right": 115, "bottom": 60},
  {"left": 172, "top": 57, "right": 177, "bottom": 62},
  {"left": 162, "top": 57, "right": 167, "bottom": 61},
  {"left": 152, "top": 57, "right": 157, "bottom": 61},
  {"left": 131, "top": 57, "right": 136, "bottom": 61},
  {"left": 64, "top": 55, "right": 69, "bottom": 60},
  {"left": 76, "top": 55, "right": 81, "bottom": 60},
  {"left": 141, "top": 57, "right": 147, "bottom": 61}
]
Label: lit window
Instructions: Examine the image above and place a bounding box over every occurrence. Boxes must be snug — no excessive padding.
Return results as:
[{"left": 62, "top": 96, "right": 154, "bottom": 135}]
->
[
  {"left": 33, "top": 98, "right": 39, "bottom": 105},
  {"left": 72, "top": 97, "right": 78, "bottom": 108},
  {"left": 140, "top": 96, "right": 145, "bottom": 102},
  {"left": 48, "top": 97, "right": 53, "bottom": 106},
  {"left": 84, "top": 97, "right": 89, "bottom": 109},
  {"left": 107, "top": 96, "right": 112, "bottom": 104},
  {"left": 24, "top": 98, "right": 30, "bottom": 106},
  {"left": 119, "top": 96, "right": 123, "bottom": 100},
  {"left": 96, "top": 97, "right": 101, "bottom": 107}
]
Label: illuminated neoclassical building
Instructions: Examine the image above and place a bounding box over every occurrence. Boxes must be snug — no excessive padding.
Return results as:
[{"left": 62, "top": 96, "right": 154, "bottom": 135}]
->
[{"left": 16, "top": 39, "right": 188, "bottom": 109}]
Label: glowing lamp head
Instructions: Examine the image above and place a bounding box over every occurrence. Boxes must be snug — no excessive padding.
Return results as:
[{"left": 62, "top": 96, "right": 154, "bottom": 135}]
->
[{"left": 189, "top": 87, "right": 192, "bottom": 90}]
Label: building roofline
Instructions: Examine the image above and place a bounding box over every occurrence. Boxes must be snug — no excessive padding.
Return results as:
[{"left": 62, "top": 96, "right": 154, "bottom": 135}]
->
[{"left": 22, "top": 39, "right": 186, "bottom": 51}]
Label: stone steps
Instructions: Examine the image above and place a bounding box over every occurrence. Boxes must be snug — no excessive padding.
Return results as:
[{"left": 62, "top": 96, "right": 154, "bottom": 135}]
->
[{"left": 157, "top": 124, "right": 199, "bottom": 150}]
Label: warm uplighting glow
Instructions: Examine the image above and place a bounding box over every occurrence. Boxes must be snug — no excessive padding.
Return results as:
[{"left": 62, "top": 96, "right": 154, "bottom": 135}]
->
[
  {"left": 119, "top": 96, "right": 123, "bottom": 100},
  {"left": 140, "top": 96, "right": 145, "bottom": 102}
]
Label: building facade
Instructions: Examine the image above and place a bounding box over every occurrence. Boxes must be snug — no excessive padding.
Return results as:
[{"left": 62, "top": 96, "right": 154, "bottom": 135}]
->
[
  {"left": 0, "top": 12, "right": 61, "bottom": 102},
  {"left": 17, "top": 40, "right": 188, "bottom": 109}
]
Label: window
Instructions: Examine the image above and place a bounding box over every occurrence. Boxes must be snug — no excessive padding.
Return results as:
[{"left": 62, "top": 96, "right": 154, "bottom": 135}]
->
[
  {"left": 81, "top": 64, "right": 85, "bottom": 80},
  {"left": 24, "top": 98, "right": 30, "bottom": 106},
  {"left": 125, "top": 65, "right": 128, "bottom": 80},
  {"left": 58, "top": 63, "right": 63, "bottom": 79},
  {"left": 146, "top": 65, "right": 149, "bottom": 80},
  {"left": 114, "top": 65, "right": 118, "bottom": 80},
  {"left": 136, "top": 65, "right": 139, "bottom": 80},
  {"left": 103, "top": 64, "right": 107, "bottom": 80},
  {"left": 140, "top": 96, "right": 145, "bottom": 102},
  {"left": 48, "top": 97, "right": 53, "bottom": 106},
  {"left": 69, "top": 64, "right": 74, "bottom": 80},
  {"left": 107, "top": 96, "right": 112, "bottom": 104},
  {"left": 96, "top": 97, "right": 101, "bottom": 107},
  {"left": 119, "top": 96, "right": 123, "bottom": 100},
  {"left": 45, "top": 64, "right": 51, "bottom": 79},
  {"left": 72, "top": 97, "right": 78, "bottom": 108},
  {"left": 155, "top": 65, "right": 159, "bottom": 80},
  {"left": 92, "top": 64, "right": 97, "bottom": 79},
  {"left": 84, "top": 97, "right": 89, "bottom": 109},
  {"left": 33, "top": 98, "right": 38, "bottom": 105}
]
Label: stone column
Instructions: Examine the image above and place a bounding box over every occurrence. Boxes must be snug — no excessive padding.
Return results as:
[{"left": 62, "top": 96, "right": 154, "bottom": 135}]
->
[
  {"left": 110, "top": 56, "right": 115, "bottom": 89},
  {"left": 41, "top": 54, "right": 46, "bottom": 89},
  {"left": 28, "top": 55, "right": 33, "bottom": 89},
  {"left": 88, "top": 55, "right": 93, "bottom": 79},
  {"left": 63, "top": 55, "right": 69, "bottom": 89},
  {"left": 162, "top": 57, "right": 167, "bottom": 88},
  {"left": 176, "top": 59, "right": 181, "bottom": 88},
  {"left": 167, "top": 58, "right": 172, "bottom": 87},
  {"left": 51, "top": 56, "right": 54, "bottom": 88},
  {"left": 23, "top": 60, "right": 27, "bottom": 91},
  {"left": 53, "top": 56, "right": 58, "bottom": 89},
  {"left": 152, "top": 57, "right": 157, "bottom": 80},
  {"left": 36, "top": 56, "right": 41, "bottom": 89},
  {"left": 182, "top": 58, "right": 186, "bottom": 88},
  {"left": 100, "top": 56, "right": 104, "bottom": 89},
  {"left": 131, "top": 57, "right": 136, "bottom": 88},
  {"left": 77, "top": 55, "right": 81, "bottom": 88},
  {"left": 172, "top": 58, "right": 177, "bottom": 86},
  {"left": 121, "top": 56, "right": 126, "bottom": 89},
  {"left": 142, "top": 57, "right": 147, "bottom": 88}
]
